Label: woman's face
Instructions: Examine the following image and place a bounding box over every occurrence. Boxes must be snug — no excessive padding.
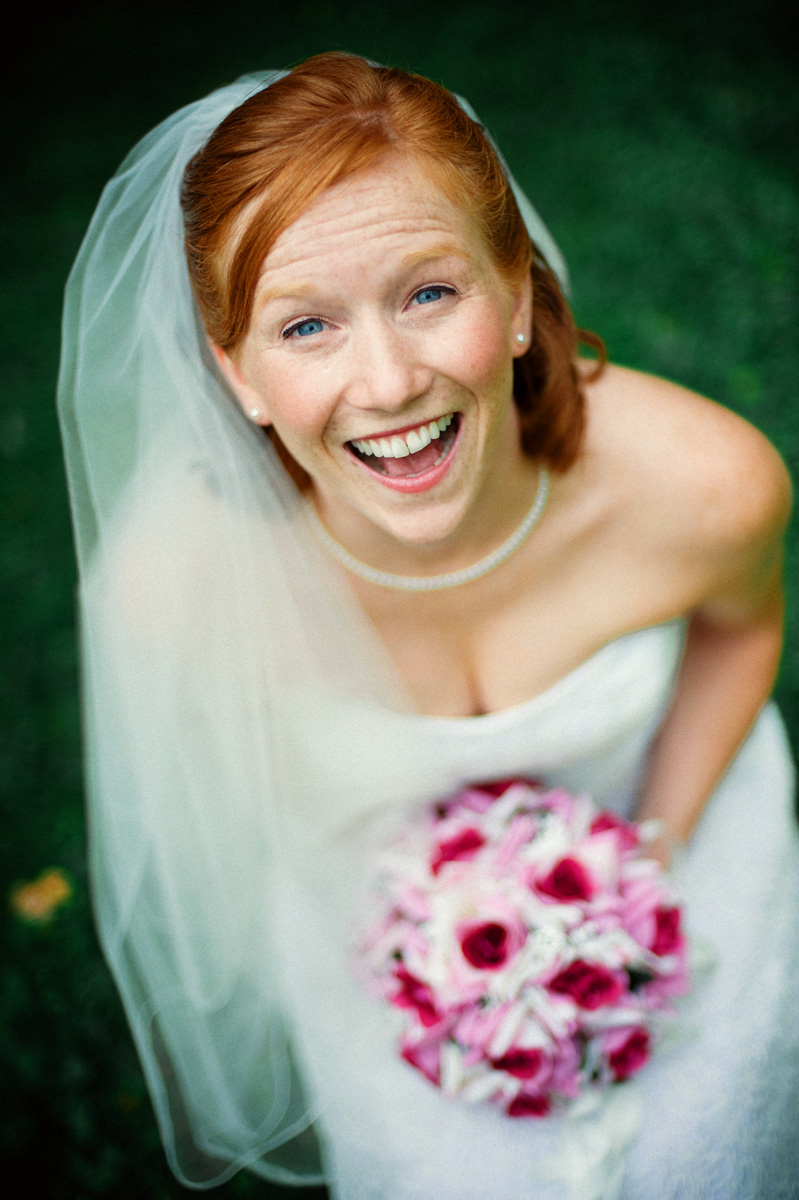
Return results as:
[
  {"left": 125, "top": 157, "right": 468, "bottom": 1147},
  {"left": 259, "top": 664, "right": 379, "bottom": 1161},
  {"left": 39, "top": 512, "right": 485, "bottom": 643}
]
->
[{"left": 216, "top": 154, "right": 532, "bottom": 550}]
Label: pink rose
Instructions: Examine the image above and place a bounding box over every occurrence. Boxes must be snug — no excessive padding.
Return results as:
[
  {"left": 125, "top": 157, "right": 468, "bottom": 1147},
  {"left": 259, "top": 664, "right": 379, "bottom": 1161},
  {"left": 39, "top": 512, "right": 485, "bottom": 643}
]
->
[
  {"left": 400, "top": 1036, "right": 441, "bottom": 1085},
  {"left": 548, "top": 960, "right": 625, "bottom": 1009},
  {"left": 548, "top": 1036, "right": 582, "bottom": 1098},
  {"left": 392, "top": 966, "right": 440, "bottom": 1027},
  {"left": 507, "top": 1090, "right": 551, "bottom": 1118},
  {"left": 454, "top": 1002, "right": 511, "bottom": 1055},
  {"left": 603, "top": 1027, "right": 650, "bottom": 1081},
  {"left": 536, "top": 856, "right": 595, "bottom": 902},
  {"left": 459, "top": 921, "right": 514, "bottom": 969},
  {"left": 622, "top": 875, "right": 674, "bottom": 941},
  {"left": 434, "top": 790, "right": 495, "bottom": 820},
  {"left": 392, "top": 885, "right": 432, "bottom": 924},
  {"left": 494, "top": 813, "right": 538, "bottom": 871},
  {"left": 622, "top": 879, "right": 685, "bottom": 961},
  {"left": 538, "top": 787, "right": 581, "bottom": 823},
  {"left": 431, "top": 827, "right": 486, "bottom": 876}
]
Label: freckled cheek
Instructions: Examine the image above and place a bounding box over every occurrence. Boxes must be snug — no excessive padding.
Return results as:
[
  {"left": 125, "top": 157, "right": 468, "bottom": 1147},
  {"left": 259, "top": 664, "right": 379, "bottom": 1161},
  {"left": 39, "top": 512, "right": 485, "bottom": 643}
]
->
[
  {"left": 441, "top": 306, "right": 513, "bottom": 390},
  {"left": 257, "top": 368, "right": 337, "bottom": 447}
]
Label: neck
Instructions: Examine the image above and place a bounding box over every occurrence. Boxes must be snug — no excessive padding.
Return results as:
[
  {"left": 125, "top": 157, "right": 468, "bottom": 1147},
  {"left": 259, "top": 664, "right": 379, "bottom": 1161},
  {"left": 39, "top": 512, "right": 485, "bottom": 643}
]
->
[{"left": 309, "top": 459, "right": 549, "bottom": 592}]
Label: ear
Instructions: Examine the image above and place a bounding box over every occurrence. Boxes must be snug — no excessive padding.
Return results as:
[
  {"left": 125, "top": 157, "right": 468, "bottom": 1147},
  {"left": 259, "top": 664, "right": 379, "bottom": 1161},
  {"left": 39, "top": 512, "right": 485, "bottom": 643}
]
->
[
  {"left": 510, "top": 271, "right": 533, "bottom": 358},
  {"left": 211, "top": 344, "right": 271, "bottom": 426}
]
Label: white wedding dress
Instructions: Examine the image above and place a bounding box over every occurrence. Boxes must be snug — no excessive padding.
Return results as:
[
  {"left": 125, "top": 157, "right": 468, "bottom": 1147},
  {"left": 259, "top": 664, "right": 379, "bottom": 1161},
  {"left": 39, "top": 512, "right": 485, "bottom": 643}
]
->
[{"left": 270, "top": 620, "right": 799, "bottom": 1200}]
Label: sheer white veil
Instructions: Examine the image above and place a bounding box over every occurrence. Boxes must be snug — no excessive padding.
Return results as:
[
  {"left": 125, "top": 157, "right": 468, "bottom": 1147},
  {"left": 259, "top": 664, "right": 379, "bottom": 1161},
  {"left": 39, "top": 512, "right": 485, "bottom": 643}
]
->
[{"left": 57, "top": 66, "right": 568, "bottom": 1187}]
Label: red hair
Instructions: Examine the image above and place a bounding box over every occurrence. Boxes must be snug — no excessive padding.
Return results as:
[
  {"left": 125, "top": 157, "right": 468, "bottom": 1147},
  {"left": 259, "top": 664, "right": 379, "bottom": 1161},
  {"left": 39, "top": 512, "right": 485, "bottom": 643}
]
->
[{"left": 181, "top": 52, "right": 604, "bottom": 473}]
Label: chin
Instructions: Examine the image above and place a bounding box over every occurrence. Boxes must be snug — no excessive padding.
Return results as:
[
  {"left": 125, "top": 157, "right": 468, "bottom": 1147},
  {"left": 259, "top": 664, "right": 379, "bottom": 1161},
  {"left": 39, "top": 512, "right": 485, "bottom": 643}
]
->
[{"left": 362, "top": 488, "right": 477, "bottom": 548}]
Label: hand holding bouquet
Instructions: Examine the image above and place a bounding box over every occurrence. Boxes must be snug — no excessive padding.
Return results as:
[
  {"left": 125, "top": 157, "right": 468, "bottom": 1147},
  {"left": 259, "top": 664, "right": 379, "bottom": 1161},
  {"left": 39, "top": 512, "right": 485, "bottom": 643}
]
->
[{"left": 358, "top": 779, "right": 691, "bottom": 1118}]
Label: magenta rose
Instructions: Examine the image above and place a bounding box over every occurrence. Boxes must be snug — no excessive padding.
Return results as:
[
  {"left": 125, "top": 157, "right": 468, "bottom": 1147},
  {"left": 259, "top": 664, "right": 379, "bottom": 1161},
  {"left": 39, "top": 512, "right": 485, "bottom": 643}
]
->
[
  {"left": 605, "top": 1027, "right": 651, "bottom": 1081},
  {"left": 590, "top": 810, "right": 640, "bottom": 851},
  {"left": 474, "top": 777, "right": 543, "bottom": 798},
  {"left": 536, "top": 856, "right": 595, "bottom": 902},
  {"left": 548, "top": 960, "right": 624, "bottom": 1009},
  {"left": 507, "top": 1090, "right": 551, "bottom": 1118},
  {"left": 431, "top": 827, "right": 486, "bottom": 876},
  {"left": 459, "top": 921, "right": 513, "bottom": 969},
  {"left": 492, "top": 1047, "right": 545, "bottom": 1080},
  {"left": 392, "top": 965, "right": 440, "bottom": 1027},
  {"left": 650, "top": 905, "right": 682, "bottom": 956}
]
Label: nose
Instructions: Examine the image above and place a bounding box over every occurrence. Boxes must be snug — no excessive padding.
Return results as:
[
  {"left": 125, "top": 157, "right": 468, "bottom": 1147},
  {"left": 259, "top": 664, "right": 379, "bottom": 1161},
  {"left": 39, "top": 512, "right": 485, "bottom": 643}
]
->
[{"left": 344, "top": 318, "right": 432, "bottom": 414}]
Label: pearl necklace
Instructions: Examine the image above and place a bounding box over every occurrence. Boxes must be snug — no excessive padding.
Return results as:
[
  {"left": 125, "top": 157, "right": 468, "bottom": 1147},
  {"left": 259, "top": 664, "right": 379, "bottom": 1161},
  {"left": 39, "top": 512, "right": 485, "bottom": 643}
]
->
[{"left": 306, "top": 467, "right": 550, "bottom": 591}]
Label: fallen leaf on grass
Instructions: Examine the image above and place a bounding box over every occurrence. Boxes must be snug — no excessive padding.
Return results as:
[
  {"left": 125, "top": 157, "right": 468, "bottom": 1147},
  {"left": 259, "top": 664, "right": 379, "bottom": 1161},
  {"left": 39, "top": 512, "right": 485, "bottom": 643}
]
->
[{"left": 10, "top": 867, "right": 73, "bottom": 924}]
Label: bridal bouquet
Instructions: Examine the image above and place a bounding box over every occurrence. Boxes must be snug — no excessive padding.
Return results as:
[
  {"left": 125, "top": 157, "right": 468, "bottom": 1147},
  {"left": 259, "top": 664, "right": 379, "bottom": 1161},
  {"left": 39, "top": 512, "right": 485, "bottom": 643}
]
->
[{"left": 358, "top": 778, "right": 690, "bottom": 1118}]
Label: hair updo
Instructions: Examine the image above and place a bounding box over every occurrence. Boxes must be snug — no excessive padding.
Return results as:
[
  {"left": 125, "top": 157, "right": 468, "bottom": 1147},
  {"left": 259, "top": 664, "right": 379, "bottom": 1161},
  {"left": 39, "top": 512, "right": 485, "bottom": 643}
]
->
[{"left": 181, "top": 52, "right": 604, "bottom": 473}]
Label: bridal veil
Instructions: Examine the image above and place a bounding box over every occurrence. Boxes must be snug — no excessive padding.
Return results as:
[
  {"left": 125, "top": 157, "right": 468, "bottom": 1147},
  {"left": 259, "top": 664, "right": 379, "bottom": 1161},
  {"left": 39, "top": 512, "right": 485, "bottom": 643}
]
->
[{"left": 57, "top": 66, "right": 568, "bottom": 1186}]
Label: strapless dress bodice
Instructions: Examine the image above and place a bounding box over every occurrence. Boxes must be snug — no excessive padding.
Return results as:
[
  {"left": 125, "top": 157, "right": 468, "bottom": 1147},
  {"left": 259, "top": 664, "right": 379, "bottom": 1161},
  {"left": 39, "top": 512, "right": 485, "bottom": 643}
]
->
[{"left": 281, "top": 620, "right": 686, "bottom": 846}]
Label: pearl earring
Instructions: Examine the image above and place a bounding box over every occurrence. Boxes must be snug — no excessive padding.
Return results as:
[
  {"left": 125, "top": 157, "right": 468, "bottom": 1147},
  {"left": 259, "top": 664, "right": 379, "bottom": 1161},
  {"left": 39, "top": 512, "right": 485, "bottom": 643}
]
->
[
  {"left": 250, "top": 408, "right": 261, "bottom": 420},
  {"left": 515, "top": 333, "right": 527, "bottom": 345}
]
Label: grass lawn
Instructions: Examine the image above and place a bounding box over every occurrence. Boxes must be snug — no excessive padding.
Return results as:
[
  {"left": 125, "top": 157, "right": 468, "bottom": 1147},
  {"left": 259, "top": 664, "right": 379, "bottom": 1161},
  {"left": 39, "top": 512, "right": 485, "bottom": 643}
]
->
[{"left": 1, "top": 1, "right": 796, "bottom": 1195}]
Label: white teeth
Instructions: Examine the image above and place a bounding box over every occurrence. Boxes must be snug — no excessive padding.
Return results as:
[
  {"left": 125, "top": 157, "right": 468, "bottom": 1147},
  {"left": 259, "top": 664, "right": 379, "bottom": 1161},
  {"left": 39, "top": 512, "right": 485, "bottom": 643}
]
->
[{"left": 351, "top": 413, "right": 455, "bottom": 458}]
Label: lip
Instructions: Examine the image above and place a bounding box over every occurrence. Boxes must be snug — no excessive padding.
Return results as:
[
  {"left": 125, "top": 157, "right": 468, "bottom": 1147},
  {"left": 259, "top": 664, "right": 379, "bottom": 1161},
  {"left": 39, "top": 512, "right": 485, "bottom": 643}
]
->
[{"left": 348, "top": 413, "right": 463, "bottom": 494}]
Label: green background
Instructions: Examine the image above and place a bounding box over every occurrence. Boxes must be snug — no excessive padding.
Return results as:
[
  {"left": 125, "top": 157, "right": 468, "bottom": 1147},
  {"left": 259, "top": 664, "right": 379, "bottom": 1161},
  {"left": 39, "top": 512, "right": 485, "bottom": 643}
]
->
[{"left": 1, "top": 1, "right": 796, "bottom": 1195}]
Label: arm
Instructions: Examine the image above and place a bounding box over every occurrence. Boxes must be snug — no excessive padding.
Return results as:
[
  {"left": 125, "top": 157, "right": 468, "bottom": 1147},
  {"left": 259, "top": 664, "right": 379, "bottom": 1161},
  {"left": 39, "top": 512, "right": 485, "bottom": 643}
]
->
[
  {"left": 635, "top": 586, "right": 784, "bottom": 861},
  {"left": 633, "top": 442, "right": 791, "bottom": 865}
]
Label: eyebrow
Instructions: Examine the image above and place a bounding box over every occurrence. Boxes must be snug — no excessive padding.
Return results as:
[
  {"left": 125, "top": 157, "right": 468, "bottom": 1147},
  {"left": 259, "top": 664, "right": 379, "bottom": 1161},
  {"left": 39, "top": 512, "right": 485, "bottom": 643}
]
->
[
  {"left": 254, "top": 281, "right": 318, "bottom": 311},
  {"left": 397, "top": 242, "right": 473, "bottom": 271},
  {"left": 254, "top": 242, "right": 473, "bottom": 313}
]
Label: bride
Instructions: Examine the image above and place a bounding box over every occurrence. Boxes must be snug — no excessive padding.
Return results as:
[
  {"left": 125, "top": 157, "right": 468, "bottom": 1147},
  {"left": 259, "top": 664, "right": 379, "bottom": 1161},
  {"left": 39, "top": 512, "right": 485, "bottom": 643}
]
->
[{"left": 58, "top": 52, "right": 799, "bottom": 1199}]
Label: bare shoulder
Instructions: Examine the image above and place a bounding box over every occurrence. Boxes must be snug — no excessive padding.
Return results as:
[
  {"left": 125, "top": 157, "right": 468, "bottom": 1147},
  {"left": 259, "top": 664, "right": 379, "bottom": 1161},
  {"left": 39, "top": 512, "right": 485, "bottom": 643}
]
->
[{"left": 582, "top": 363, "right": 792, "bottom": 554}]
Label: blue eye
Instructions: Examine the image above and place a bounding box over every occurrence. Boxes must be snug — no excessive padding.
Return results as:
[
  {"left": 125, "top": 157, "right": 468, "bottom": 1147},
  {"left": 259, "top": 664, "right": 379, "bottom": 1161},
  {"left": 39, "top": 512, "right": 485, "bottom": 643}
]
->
[
  {"left": 285, "top": 318, "right": 325, "bottom": 339},
  {"left": 414, "top": 287, "right": 446, "bottom": 305}
]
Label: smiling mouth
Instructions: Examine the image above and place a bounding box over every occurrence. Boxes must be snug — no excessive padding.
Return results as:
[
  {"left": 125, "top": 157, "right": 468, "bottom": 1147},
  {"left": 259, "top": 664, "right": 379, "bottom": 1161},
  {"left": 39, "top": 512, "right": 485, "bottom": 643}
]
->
[{"left": 347, "top": 413, "right": 460, "bottom": 478}]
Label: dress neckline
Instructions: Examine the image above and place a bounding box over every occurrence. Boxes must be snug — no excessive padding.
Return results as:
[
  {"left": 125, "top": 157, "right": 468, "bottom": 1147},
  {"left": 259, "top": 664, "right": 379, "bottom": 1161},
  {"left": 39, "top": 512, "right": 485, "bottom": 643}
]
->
[{"left": 414, "top": 619, "right": 685, "bottom": 728}]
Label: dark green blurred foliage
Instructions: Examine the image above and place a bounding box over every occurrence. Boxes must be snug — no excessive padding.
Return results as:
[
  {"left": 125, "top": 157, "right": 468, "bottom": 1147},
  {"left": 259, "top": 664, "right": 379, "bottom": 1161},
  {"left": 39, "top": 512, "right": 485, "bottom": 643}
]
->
[{"left": 1, "top": 1, "right": 796, "bottom": 1194}]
